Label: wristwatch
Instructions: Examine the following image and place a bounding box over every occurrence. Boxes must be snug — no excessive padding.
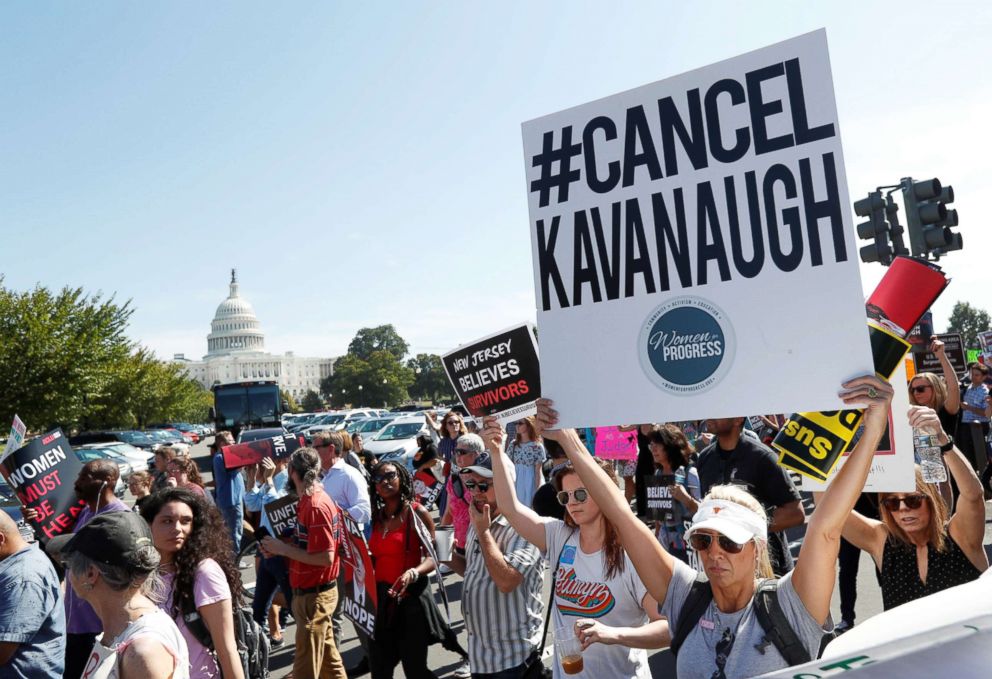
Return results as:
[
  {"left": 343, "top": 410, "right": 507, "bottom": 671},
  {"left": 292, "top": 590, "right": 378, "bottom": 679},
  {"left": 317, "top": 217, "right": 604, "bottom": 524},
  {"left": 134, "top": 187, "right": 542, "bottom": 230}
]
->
[{"left": 939, "top": 436, "right": 955, "bottom": 454}]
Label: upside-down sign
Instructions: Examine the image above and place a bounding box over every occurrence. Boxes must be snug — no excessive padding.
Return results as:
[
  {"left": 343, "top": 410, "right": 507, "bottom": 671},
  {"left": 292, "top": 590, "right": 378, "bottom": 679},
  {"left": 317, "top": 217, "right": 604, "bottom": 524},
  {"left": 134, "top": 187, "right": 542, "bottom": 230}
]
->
[{"left": 442, "top": 323, "right": 541, "bottom": 424}]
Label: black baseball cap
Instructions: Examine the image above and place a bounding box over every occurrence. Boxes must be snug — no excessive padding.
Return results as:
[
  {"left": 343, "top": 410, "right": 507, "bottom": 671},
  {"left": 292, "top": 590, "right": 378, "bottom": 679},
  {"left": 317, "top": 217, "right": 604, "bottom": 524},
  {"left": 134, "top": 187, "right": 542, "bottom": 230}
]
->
[{"left": 46, "top": 511, "right": 156, "bottom": 572}]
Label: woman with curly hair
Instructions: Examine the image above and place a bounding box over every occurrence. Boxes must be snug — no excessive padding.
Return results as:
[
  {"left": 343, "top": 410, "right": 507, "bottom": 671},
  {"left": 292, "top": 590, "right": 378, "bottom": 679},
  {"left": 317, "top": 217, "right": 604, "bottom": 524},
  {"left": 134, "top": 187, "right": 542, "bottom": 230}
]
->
[
  {"left": 141, "top": 488, "right": 245, "bottom": 679},
  {"left": 481, "top": 417, "right": 669, "bottom": 679},
  {"left": 367, "top": 460, "right": 465, "bottom": 678}
]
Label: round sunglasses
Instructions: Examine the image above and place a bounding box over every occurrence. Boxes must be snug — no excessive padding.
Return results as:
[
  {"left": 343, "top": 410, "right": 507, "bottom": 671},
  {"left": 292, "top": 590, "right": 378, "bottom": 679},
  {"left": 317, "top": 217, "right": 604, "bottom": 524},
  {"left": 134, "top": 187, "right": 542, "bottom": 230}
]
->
[
  {"left": 556, "top": 489, "right": 589, "bottom": 505},
  {"left": 881, "top": 494, "right": 926, "bottom": 512},
  {"left": 687, "top": 532, "right": 748, "bottom": 554}
]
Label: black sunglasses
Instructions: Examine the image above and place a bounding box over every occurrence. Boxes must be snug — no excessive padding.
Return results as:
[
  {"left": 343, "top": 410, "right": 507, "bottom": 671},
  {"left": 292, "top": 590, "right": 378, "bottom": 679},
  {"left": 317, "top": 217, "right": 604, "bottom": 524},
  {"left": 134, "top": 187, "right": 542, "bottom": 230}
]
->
[
  {"left": 687, "top": 532, "right": 747, "bottom": 554},
  {"left": 463, "top": 480, "right": 490, "bottom": 492},
  {"left": 881, "top": 494, "right": 926, "bottom": 512},
  {"left": 910, "top": 385, "right": 930, "bottom": 393},
  {"left": 454, "top": 448, "right": 475, "bottom": 456},
  {"left": 556, "top": 489, "right": 589, "bottom": 506},
  {"left": 373, "top": 471, "right": 399, "bottom": 484}
]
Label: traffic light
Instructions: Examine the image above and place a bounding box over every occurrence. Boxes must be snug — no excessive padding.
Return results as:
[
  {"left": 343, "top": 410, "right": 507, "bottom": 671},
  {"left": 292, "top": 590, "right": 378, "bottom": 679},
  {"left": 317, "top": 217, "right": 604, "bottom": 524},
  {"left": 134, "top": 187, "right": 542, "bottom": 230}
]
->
[
  {"left": 855, "top": 191, "right": 892, "bottom": 264},
  {"left": 901, "top": 177, "right": 962, "bottom": 260}
]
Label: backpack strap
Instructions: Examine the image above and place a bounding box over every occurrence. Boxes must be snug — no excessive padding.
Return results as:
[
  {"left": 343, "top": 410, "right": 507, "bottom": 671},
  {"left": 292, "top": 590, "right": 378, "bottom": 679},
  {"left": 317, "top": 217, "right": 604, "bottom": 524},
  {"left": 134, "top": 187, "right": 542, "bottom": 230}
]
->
[
  {"left": 752, "top": 579, "right": 811, "bottom": 666},
  {"left": 668, "top": 574, "right": 713, "bottom": 657}
]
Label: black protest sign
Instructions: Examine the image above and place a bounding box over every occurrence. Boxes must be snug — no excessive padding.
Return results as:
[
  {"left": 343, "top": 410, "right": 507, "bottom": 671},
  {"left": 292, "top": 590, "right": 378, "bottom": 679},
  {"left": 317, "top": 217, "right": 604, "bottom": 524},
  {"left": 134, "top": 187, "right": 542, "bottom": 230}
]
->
[
  {"left": 442, "top": 323, "right": 541, "bottom": 423},
  {"left": 262, "top": 495, "right": 298, "bottom": 538},
  {"left": 413, "top": 469, "right": 445, "bottom": 512},
  {"left": 339, "top": 515, "right": 377, "bottom": 640},
  {"left": 907, "top": 311, "right": 934, "bottom": 354},
  {"left": 0, "top": 429, "right": 87, "bottom": 542},
  {"left": 913, "top": 333, "right": 966, "bottom": 377},
  {"left": 645, "top": 476, "right": 676, "bottom": 522},
  {"left": 222, "top": 433, "right": 304, "bottom": 469}
]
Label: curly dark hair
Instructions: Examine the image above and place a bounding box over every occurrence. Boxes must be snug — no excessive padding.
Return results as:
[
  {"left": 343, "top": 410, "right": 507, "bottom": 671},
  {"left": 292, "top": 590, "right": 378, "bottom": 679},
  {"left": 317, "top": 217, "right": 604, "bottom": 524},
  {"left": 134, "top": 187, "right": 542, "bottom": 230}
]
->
[
  {"left": 139, "top": 488, "right": 243, "bottom": 618},
  {"left": 554, "top": 459, "right": 627, "bottom": 579},
  {"left": 369, "top": 460, "right": 415, "bottom": 527},
  {"left": 647, "top": 424, "right": 693, "bottom": 471}
]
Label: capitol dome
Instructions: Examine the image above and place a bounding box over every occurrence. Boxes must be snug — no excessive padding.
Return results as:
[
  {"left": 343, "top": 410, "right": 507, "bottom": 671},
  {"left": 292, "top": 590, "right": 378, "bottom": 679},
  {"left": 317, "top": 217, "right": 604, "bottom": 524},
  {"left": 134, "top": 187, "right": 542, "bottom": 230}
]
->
[{"left": 206, "top": 270, "right": 265, "bottom": 356}]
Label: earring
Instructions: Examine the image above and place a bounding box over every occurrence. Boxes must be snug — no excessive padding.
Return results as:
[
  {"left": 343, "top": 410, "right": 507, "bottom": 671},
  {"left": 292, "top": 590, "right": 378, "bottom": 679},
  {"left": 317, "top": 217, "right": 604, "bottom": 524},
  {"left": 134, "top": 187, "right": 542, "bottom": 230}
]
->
[{"left": 82, "top": 582, "right": 95, "bottom": 591}]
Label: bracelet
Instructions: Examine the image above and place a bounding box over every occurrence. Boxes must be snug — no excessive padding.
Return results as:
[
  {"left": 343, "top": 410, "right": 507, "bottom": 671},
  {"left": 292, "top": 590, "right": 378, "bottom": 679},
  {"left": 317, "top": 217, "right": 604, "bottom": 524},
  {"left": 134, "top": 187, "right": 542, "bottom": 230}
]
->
[{"left": 939, "top": 436, "right": 955, "bottom": 454}]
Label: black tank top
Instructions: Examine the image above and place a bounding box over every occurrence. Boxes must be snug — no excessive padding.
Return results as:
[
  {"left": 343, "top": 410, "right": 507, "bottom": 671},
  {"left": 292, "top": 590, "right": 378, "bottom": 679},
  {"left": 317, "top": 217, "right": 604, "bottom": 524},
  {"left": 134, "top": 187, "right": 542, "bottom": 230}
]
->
[{"left": 878, "top": 530, "right": 982, "bottom": 610}]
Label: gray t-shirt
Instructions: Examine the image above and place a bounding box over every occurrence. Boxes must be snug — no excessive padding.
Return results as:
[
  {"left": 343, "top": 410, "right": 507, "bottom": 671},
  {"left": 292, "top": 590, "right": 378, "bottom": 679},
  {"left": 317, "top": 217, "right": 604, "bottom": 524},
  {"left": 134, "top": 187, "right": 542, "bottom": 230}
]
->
[{"left": 661, "top": 559, "right": 830, "bottom": 678}]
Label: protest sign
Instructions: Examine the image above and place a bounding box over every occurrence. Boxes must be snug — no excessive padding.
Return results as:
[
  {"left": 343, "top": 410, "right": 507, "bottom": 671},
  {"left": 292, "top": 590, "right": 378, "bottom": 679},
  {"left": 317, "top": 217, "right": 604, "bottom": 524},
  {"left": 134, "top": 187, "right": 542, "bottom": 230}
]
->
[
  {"left": 913, "top": 332, "right": 966, "bottom": 377},
  {"left": 978, "top": 330, "right": 992, "bottom": 363},
  {"left": 222, "top": 433, "right": 304, "bottom": 469},
  {"left": 522, "top": 29, "right": 873, "bottom": 428},
  {"left": 413, "top": 468, "right": 445, "bottom": 511},
  {"left": 262, "top": 495, "right": 298, "bottom": 538},
  {"left": 906, "top": 311, "right": 934, "bottom": 354},
  {"left": 411, "top": 509, "right": 452, "bottom": 620},
  {"left": 593, "top": 426, "right": 638, "bottom": 461},
  {"left": 800, "top": 361, "right": 915, "bottom": 493},
  {"left": 0, "top": 429, "right": 87, "bottom": 542},
  {"left": 442, "top": 323, "right": 541, "bottom": 424},
  {"left": 339, "top": 515, "right": 377, "bottom": 639},
  {"left": 776, "top": 321, "right": 910, "bottom": 480},
  {"left": 644, "top": 475, "right": 675, "bottom": 521},
  {"left": 0, "top": 415, "right": 26, "bottom": 462}
]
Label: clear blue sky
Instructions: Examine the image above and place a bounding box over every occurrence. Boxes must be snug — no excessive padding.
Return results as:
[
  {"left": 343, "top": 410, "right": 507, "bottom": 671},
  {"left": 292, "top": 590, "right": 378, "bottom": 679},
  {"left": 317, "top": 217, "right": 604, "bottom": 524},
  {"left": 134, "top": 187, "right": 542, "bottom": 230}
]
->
[{"left": 2, "top": 2, "right": 989, "bottom": 360}]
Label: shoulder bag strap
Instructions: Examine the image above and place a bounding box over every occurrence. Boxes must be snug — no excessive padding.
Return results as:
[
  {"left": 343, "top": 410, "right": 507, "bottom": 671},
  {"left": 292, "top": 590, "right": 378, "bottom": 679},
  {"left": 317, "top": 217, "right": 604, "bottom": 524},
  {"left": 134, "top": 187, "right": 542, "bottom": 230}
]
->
[
  {"left": 753, "top": 579, "right": 811, "bottom": 666},
  {"left": 536, "top": 527, "right": 574, "bottom": 659},
  {"left": 668, "top": 574, "right": 712, "bottom": 657}
]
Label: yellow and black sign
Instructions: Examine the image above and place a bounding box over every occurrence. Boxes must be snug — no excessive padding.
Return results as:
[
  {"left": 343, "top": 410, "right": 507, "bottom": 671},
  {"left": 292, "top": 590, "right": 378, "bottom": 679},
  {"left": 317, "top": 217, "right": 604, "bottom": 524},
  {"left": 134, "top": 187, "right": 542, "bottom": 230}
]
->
[{"left": 774, "top": 322, "right": 910, "bottom": 480}]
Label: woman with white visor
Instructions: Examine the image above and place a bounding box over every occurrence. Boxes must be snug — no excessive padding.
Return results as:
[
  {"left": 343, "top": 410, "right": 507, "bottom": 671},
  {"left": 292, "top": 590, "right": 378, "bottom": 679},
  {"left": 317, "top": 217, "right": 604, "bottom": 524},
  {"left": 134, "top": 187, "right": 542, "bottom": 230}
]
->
[{"left": 534, "top": 375, "right": 894, "bottom": 678}]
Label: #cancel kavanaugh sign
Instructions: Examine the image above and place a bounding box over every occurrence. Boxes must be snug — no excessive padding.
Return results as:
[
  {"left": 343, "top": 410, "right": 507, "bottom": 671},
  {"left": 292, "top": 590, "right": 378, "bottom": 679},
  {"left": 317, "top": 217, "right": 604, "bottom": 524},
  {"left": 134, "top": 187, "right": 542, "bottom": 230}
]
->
[{"left": 522, "top": 30, "right": 873, "bottom": 427}]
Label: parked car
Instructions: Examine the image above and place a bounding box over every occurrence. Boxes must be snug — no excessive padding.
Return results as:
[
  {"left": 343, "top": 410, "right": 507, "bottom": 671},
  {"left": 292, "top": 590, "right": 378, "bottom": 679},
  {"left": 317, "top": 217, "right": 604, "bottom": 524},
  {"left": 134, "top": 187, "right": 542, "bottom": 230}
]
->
[
  {"left": 74, "top": 446, "right": 131, "bottom": 494},
  {"left": 345, "top": 416, "right": 397, "bottom": 439},
  {"left": 0, "top": 479, "right": 35, "bottom": 543},
  {"left": 236, "top": 427, "right": 288, "bottom": 444},
  {"left": 93, "top": 442, "right": 155, "bottom": 473},
  {"left": 363, "top": 415, "right": 429, "bottom": 469},
  {"left": 142, "top": 430, "right": 191, "bottom": 456},
  {"left": 70, "top": 431, "right": 158, "bottom": 452}
]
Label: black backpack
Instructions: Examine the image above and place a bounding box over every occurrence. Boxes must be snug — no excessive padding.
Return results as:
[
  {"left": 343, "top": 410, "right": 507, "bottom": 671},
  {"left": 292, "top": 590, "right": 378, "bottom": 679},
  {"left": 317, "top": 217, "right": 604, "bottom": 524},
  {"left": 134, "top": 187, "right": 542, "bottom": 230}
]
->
[
  {"left": 182, "top": 595, "right": 271, "bottom": 679},
  {"left": 669, "top": 576, "right": 829, "bottom": 666}
]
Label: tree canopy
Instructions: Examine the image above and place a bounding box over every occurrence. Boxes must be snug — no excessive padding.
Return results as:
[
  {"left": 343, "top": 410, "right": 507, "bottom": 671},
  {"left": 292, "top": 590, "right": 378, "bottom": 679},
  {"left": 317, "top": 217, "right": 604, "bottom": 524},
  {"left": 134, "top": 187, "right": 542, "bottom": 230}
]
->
[
  {"left": 947, "top": 301, "right": 991, "bottom": 350},
  {"left": 0, "top": 278, "right": 211, "bottom": 432},
  {"left": 347, "top": 325, "right": 409, "bottom": 362},
  {"left": 407, "top": 353, "right": 455, "bottom": 402}
]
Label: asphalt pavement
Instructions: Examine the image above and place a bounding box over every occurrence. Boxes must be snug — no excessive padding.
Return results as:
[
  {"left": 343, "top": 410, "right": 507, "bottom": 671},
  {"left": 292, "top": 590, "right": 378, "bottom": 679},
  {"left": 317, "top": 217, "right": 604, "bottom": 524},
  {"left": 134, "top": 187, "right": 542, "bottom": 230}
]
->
[{"left": 184, "top": 440, "right": 992, "bottom": 679}]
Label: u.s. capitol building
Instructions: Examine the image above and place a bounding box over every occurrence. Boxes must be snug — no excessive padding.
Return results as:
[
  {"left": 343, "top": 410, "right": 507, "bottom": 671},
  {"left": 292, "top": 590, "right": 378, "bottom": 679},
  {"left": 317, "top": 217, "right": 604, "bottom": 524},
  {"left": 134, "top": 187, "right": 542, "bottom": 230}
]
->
[{"left": 173, "top": 271, "right": 334, "bottom": 398}]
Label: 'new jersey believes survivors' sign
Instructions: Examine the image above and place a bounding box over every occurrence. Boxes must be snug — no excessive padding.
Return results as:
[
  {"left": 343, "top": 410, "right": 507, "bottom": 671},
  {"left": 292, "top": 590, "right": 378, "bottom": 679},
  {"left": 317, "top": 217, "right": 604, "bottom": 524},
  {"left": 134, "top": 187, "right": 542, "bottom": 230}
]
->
[{"left": 522, "top": 30, "right": 873, "bottom": 427}]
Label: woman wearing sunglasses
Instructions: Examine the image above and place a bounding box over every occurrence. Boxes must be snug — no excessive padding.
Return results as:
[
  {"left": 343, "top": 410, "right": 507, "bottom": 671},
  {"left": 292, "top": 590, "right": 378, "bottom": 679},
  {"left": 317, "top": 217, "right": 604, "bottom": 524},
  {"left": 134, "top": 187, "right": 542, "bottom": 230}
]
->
[
  {"left": 366, "top": 461, "right": 464, "bottom": 678},
  {"left": 534, "top": 375, "right": 895, "bottom": 678},
  {"left": 907, "top": 338, "right": 960, "bottom": 440},
  {"left": 480, "top": 418, "right": 669, "bottom": 679},
  {"left": 838, "top": 405, "right": 988, "bottom": 611}
]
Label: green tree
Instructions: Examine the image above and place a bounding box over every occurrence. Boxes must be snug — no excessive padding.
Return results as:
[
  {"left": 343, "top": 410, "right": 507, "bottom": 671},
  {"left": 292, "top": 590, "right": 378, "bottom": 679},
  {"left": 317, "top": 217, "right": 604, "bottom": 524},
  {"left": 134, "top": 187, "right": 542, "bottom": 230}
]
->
[
  {"left": 407, "top": 353, "right": 455, "bottom": 402},
  {"left": 347, "top": 325, "right": 409, "bottom": 362},
  {"left": 300, "top": 390, "right": 323, "bottom": 412},
  {"left": 0, "top": 279, "right": 133, "bottom": 431},
  {"left": 280, "top": 389, "right": 301, "bottom": 413},
  {"left": 947, "top": 301, "right": 991, "bottom": 349},
  {"left": 321, "top": 351, "right": 415, "bottom": 408}
]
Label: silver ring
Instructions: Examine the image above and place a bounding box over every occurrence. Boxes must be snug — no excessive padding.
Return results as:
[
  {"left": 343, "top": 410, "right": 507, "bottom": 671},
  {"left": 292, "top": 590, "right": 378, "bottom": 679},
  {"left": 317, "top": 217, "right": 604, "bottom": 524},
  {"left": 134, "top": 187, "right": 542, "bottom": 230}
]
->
[{"left": 867, "top": 387, "right": 878, "bottom": 399}]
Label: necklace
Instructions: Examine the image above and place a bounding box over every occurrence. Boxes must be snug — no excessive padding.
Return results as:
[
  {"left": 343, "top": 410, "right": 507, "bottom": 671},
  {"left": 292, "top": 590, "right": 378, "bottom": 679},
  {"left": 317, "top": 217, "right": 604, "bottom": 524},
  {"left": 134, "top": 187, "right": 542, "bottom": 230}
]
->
[{"left": 380, "top": 505, "right": 405, "bottom": 538}]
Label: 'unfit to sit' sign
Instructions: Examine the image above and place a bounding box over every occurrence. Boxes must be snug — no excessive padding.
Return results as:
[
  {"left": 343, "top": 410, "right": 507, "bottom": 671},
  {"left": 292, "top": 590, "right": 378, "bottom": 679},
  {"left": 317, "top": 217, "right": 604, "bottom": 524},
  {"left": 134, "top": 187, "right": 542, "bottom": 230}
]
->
[{"left": 443, "top": 323, "right": 541, "bottom": 424}]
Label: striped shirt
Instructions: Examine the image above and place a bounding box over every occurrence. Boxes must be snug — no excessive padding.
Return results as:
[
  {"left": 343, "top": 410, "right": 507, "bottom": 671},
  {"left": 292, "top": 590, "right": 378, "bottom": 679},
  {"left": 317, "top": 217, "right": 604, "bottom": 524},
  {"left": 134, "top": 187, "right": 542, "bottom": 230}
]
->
[{"left": 462, "top": 514, "right": 545, "bottom": 674}]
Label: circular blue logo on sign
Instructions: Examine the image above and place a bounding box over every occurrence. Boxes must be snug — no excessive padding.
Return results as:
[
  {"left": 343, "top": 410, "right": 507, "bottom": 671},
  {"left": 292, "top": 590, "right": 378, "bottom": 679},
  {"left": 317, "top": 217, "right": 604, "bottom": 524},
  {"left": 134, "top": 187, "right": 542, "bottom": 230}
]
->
[{"left": 638, "top": 297, "right": 735, "bottom": 394}]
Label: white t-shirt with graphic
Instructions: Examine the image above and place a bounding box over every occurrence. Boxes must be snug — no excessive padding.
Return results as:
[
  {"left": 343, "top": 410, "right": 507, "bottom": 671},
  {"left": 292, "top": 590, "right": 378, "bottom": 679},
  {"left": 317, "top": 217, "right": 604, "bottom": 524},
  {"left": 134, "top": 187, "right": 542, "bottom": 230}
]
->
[{"left": 544, "top": 521, "right": 651, "bottom": 679}]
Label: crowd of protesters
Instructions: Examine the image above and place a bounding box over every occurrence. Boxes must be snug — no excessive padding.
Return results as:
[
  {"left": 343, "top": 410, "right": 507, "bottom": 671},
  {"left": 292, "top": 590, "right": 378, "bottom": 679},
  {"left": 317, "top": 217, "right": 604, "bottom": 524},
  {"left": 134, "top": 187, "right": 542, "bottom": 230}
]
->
[{"left": 2, "top": 363, "right": 991, "bottom": 679}]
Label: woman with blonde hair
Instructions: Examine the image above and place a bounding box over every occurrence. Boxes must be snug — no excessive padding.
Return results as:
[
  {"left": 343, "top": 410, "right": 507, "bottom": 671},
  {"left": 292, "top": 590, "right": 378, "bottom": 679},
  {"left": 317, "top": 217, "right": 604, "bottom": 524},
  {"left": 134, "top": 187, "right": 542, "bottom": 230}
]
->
[
  {"left": 908, "top": 338, "right": 960, "bottom": 436},
  {"left": 535, "top": 375, "right": 895, "bottom": 677},
  {"left": 506, "top": 416, "right": 546, "bottom": 508},
  {"left": 839, "top": 405, "right": 988, "bottom": 611},
  {"left": 481, "top": 418, "right": 668, "bottom": 679}
]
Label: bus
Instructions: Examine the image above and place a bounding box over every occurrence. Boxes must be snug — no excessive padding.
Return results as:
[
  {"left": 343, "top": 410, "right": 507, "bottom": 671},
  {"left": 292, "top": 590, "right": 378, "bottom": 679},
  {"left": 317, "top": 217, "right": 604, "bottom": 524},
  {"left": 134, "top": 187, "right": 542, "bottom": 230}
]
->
[{"left": 210, "top": 381, "right": 286, "bottom": 438}]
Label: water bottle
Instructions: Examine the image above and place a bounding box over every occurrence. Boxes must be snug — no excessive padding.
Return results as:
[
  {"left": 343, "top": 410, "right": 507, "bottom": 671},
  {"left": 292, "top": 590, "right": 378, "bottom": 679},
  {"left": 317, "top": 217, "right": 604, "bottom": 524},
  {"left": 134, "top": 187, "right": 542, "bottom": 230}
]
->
[{"left": 913, "top": 428, "right": 947, "bottom": 484}]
